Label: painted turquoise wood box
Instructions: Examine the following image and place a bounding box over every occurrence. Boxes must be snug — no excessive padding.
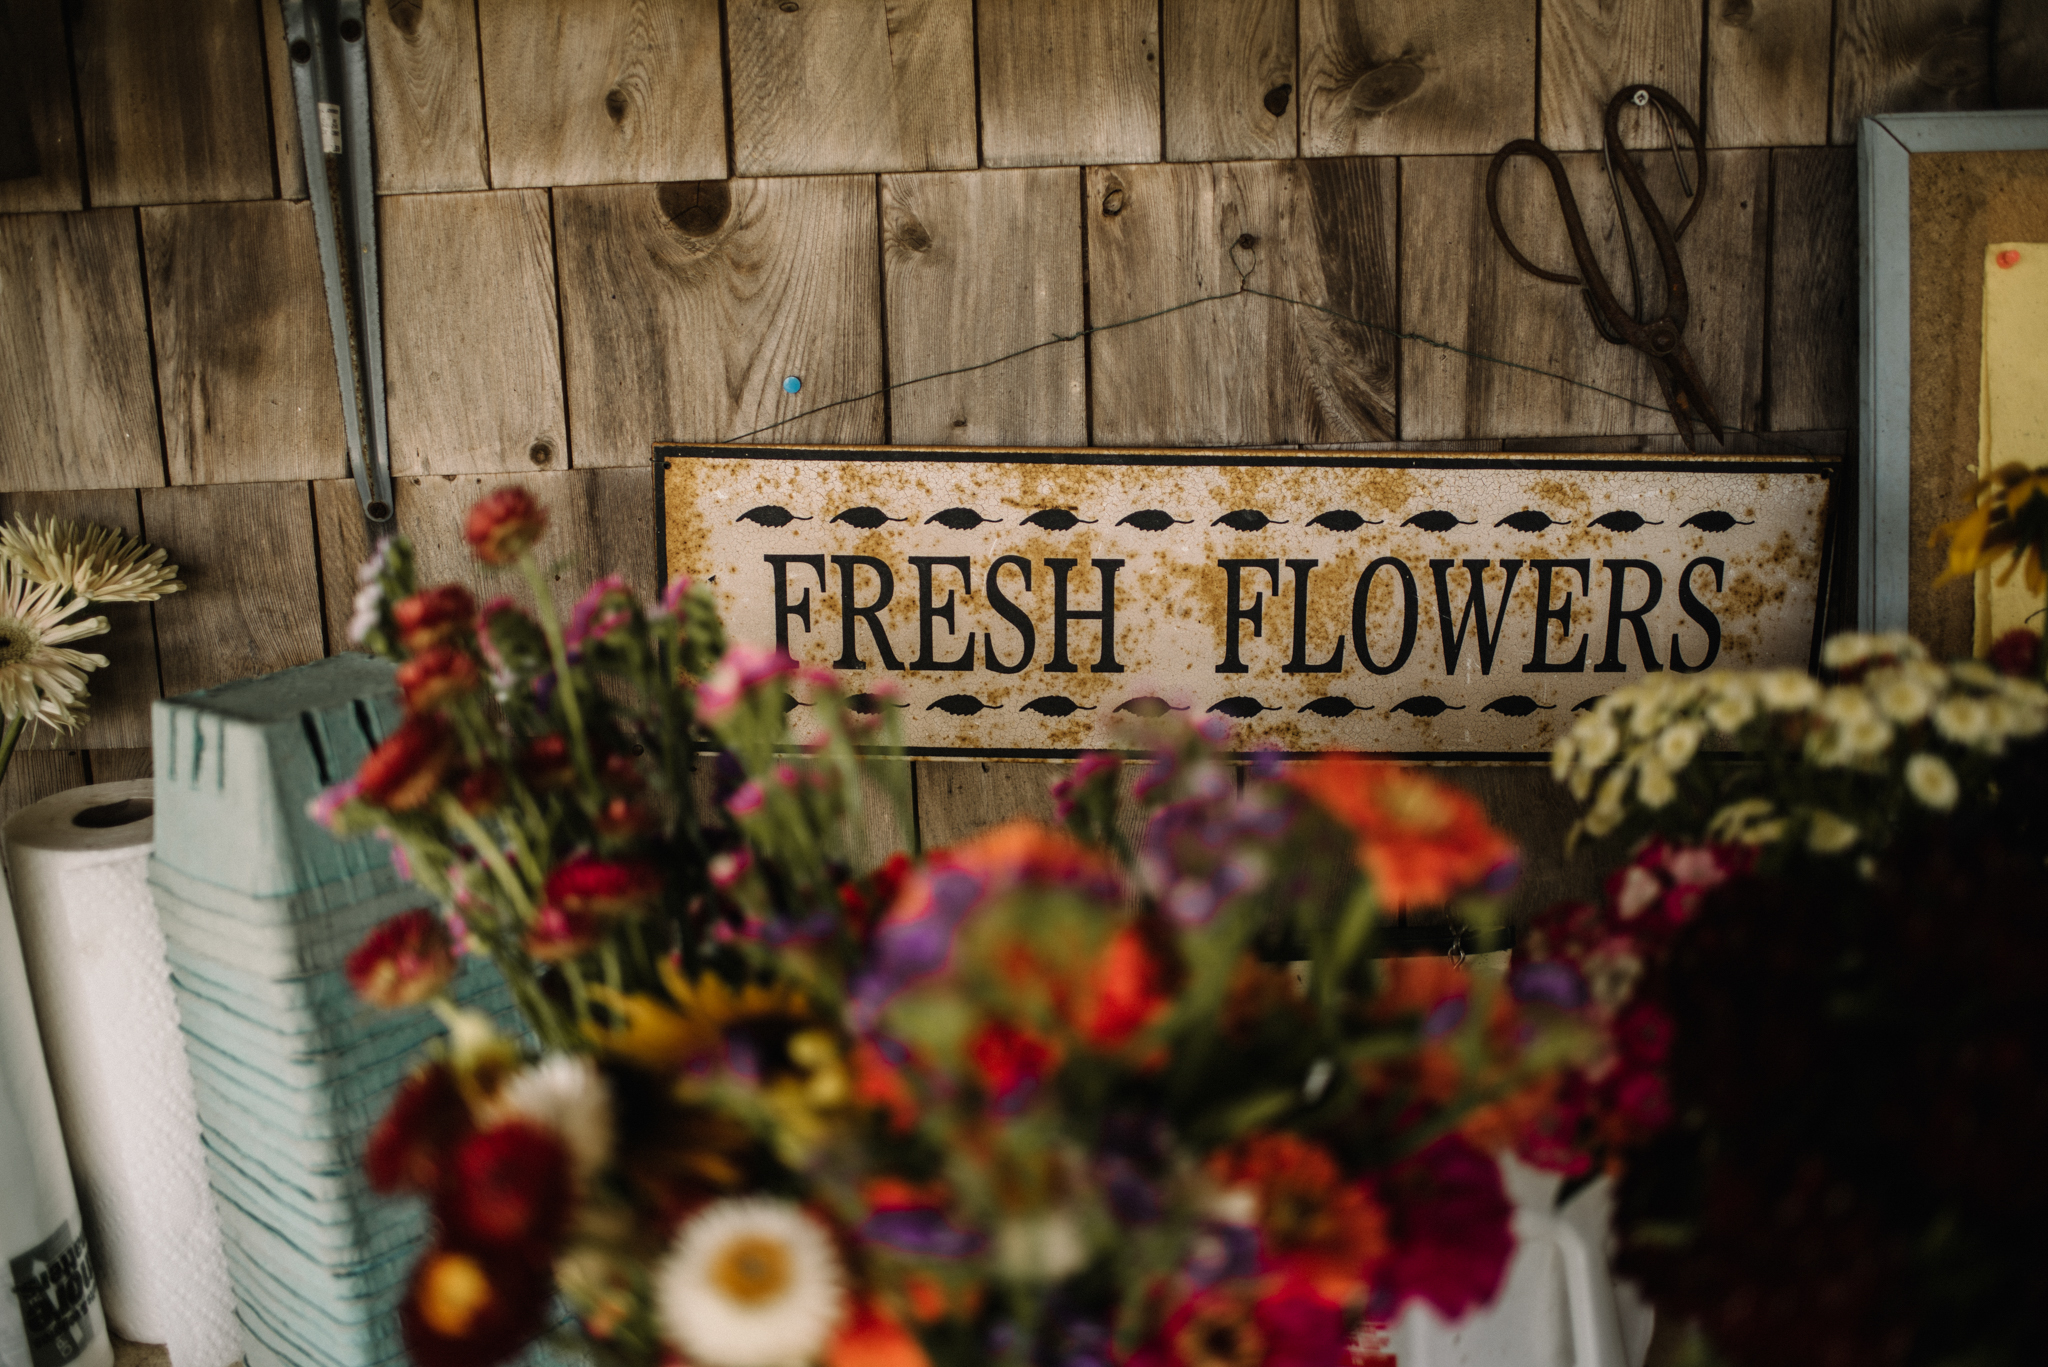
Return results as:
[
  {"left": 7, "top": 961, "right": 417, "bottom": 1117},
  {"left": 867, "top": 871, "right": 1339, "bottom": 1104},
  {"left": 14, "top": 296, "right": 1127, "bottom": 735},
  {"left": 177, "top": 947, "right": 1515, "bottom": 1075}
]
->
[{"left": 147, "top": 657, "right": 554, "bottom": 1367}]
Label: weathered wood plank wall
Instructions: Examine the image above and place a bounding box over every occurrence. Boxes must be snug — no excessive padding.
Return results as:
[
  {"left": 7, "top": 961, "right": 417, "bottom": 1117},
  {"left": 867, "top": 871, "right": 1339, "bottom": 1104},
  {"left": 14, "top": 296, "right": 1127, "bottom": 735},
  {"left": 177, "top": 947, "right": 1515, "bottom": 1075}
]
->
[{"left": 2, "top": 0, "right": 2042, "bottom": 903}]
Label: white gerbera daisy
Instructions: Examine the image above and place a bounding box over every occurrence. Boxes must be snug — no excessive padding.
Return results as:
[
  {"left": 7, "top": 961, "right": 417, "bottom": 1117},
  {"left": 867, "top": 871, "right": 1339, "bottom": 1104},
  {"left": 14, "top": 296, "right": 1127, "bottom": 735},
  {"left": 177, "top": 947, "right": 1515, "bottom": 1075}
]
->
[
  {"left": 655, "top": 1198, "right": 844, "bottom": 1367},
  {"left": 1904, "top": 753, "right": 1960, "bottom": 811},
  {"left": 1655, "top": 720, "right": 1705, "bottom": 771},
  {"left": 0, "top": 563, "right": 110, "bottom": 734},
  {"left": 489, "top": 1054, "right": 614, "bottom": 1180},
  {"left": 1635, "top": 758, "right": 1677, "bottom": 808},
  {"left": 1757, "top": 670, "right": 1822, "bottom": 712},
  {"left": 0, "top": 516, "right": 181, "bottom": 602}
]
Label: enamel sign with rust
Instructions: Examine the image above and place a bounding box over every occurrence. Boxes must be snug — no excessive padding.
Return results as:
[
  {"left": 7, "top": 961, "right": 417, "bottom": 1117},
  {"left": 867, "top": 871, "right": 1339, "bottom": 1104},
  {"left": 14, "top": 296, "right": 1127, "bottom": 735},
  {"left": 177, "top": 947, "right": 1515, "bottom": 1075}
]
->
[{"left": 659, "top": 446, "right": 1839, "bottom": 758}]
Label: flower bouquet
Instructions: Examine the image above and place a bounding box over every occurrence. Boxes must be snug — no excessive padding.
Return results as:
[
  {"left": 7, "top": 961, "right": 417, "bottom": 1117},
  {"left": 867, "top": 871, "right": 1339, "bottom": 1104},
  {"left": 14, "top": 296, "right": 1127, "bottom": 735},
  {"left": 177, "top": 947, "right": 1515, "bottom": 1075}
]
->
[{"left": 322, "top": 489, "right": 1593, "bottom": 1367}]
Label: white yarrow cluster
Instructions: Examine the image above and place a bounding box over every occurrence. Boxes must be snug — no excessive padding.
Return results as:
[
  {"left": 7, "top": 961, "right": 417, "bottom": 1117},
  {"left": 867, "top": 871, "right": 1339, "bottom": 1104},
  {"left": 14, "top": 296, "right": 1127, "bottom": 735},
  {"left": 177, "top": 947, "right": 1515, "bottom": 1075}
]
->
[
  {"left": 1551, "top": 633, "right": 2048, "bottom": 855},
  {"left": 487, "top": 1053, "right": 614, "bottom": 1180}
]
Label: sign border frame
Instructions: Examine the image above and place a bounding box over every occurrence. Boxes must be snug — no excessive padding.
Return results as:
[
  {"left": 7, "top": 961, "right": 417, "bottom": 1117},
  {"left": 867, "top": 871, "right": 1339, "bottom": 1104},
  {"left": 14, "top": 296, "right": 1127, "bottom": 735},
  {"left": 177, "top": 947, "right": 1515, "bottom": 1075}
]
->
[{"left": 655, "top": 444, "right": 1843, "bottom": 763}]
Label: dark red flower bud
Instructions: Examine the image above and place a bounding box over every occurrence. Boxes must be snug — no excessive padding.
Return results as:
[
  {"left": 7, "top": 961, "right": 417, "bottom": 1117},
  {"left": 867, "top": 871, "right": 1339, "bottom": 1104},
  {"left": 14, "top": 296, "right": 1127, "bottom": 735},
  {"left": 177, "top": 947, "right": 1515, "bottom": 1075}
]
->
[
  {"left": 346, "top": 909, "right": 456, "bottom": 1009},
  {"left": 357, "top": 713, "right": 459, "bottom": 812},
  {"left": 458, "top": 767, "right": 503, "bottom": 814},
  {"left": 517, "top": 734, "right": 574, "bottom": 790},
  {"left": 543, "top": 852, "right": 661, "bottom": 919},
  {"left": 1989, "top": 627, "right": 2041, "bottom": 678},
  {"left": 398, "top": 645, "right": 481, "bottom": 712},
  {"left": 464, "top": 487, "right": 548, "bottom": 565},
  {"left": 440, "top": 1121, "right": 573, "bottom": 1250},
  {"left": 366, "top": 1063, "right": 472, "bottom": 1194},
  {"left": 392, "top": 585, "right": 477, "bottom": 654}
]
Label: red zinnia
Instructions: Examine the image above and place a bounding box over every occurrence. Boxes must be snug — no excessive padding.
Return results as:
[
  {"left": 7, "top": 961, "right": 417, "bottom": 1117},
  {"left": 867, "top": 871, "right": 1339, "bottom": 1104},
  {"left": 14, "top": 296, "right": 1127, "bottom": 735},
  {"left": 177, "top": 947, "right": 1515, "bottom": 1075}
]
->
[
  {"left": 524, "top": 903, "right": 600, "bottom": 962},
  {"left": 439, "top": 1121, "right": 573, "bottom": 1252},
  {"left": 1079, "top": 924, "right": 1171, "bottom": 1048},
  {"left": 392, "top": 585, "right": 477, "bottom": 654},
  {"left": 543, "top": 852, "right": 661, "bottom": 919},
  {"left": 967, "top": 1019, "right": 1058, "bottom": 1112},
  {"left": 1371, "top": 1134, "right": 1514, "bottom": 1320},
  {"left": 465, "top": 487, "right": 548, "bottom": 565},
  {"left": 397, "top": 645, "right": 480, "bottom": 711},
  {"left": 356, "top": 713, "right": 459, "bottom": 812},
  {"left": 1288, "top": 759, "right": 1516, "bottom": 910},
  {"left": 517, "top": 734, "right": 574, "bottom": 790},
  {"left": 366, "top": 1062, "right": 472, "bottom": 1194},
  {"left": 346, "top": 909, "right": 456, "bottom": 1009}
]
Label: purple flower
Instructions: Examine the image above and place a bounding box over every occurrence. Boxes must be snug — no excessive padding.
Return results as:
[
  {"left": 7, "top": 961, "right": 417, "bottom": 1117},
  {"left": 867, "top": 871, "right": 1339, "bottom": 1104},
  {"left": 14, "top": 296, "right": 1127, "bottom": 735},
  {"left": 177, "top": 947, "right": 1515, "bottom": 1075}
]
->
[
  {"left": 858, "top": 1208, "right": 986, "bottom": 1259},
  {"left": 1183, "top": 1221, "right": 1260, "bottom": 1287},
  {"left": 1510, "top": 960, "right": 1588, "bottom": 1009}
]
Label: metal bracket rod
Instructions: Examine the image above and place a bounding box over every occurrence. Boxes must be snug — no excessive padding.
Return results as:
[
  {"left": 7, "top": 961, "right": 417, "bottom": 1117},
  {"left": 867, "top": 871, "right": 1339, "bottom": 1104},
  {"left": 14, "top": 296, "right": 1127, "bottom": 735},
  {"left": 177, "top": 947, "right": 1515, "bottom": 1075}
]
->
[{"left": 280, "top": 0, "right": 393, "bottom": 527}]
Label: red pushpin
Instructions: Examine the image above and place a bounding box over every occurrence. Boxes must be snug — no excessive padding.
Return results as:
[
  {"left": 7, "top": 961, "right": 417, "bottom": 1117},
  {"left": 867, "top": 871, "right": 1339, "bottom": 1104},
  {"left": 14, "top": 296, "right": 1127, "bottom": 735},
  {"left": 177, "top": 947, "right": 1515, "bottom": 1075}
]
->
[{"left": 1998, "top": 249, "right": 2022, "bottom": 268}]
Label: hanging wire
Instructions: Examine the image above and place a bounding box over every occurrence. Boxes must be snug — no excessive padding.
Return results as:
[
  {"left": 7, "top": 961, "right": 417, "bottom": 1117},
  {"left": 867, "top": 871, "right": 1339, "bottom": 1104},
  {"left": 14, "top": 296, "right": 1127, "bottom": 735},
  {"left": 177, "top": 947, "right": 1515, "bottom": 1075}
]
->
[{"left": 722, "top": 246, "right": 1824, "bottom": 457}]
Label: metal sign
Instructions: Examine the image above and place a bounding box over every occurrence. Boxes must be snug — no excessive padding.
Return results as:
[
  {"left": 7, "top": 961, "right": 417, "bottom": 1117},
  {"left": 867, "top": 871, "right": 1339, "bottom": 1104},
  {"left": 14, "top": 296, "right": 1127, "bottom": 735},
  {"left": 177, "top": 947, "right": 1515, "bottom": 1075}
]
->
[{"left": 659, "top": 446, "right": 1838, "bottom": 759}]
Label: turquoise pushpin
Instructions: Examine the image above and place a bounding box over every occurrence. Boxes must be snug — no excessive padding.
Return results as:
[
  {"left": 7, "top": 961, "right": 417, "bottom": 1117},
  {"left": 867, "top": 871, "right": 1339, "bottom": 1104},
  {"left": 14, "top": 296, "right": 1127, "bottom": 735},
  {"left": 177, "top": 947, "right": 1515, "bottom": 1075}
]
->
[{"left": 783, "top": 375, "right": 802, "bottom": 394}]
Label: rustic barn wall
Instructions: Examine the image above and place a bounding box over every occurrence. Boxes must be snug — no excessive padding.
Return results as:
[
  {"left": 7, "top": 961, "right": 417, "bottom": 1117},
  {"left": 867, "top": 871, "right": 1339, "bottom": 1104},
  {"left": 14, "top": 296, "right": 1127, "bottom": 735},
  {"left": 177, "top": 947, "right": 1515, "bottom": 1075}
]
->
[{"left": 2, "top": 0, "right": 2041, "bottom": 903}]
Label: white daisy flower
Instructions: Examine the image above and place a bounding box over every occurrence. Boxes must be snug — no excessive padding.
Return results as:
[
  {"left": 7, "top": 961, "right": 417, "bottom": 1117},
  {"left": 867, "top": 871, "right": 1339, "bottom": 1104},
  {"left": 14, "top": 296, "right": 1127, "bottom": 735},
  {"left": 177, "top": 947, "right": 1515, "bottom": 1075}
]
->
[
  {"left": 655, "top": 1198, "right": 845, "bottom": 1367},
  {"left": 1636, "top": 759, "right": 1677, "bottom": 808},
  {"left": 1947, "top": 659, "right": 2001, "bottom": 691},
  {"left": 1757, "top": 670, "right": 1822, "bottom": 712},
  {"left": 1867, "top": 670, "right": 1936, "bottom": 724},
  {"left": 1549, "top": 735, "right": 1576, "bottom": 783},
  {"left": 1655, "top": 720, "right": 1705, "bottom": 771},
  {"left": 1614, "top": 864, "right": 1662, "bottom": 919},
  {"left": 996, "top": 1209, "right": 1088, "bottom": 1283},
  {"left": 1989, "top": 696, "right": 2048, "bottom": 741},
  {"left": 1704, "top": 679, "right": 1756, "bottom": 734},
  {"left": 1805, "top": 810, "right": 1860, "bottom": 854},
  {"left": 1932, "top": 697, "right": 1997, "bottom": 751},
  {"left": 1572, "top": 717, "right": 1621, "bottom": 768},
  {"left": 1820, "top": 631, "right": 1925, "bottom": 670},
  {"left": 0, "top": 516, "right": 182, "bottom": 603},
  {"left": 1708, "top": 797, "right": 1785, "bottom": 845},
  {"left": 489, "top": 1054, "right": 614, "bottom": 1180},
  {"left": 0, "top": 563, "right": 110, "bottom": 734},
  {"left": 1904, "top": 753, "right": 1960, "bottom": 811}
]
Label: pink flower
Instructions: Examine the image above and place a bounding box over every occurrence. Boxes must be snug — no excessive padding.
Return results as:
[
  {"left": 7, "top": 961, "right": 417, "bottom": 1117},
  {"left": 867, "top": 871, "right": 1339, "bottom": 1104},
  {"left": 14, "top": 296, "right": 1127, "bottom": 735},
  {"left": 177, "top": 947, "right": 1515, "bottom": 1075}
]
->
[
  {"left": 659, "top": 575, "right": 693, "bottom": 615},
  {"left": 726, "top": 780, "right": 766, "bottom": 818},
  {"left": 708, "top": 849, "right": 753, "bottom": 889},
  {"left": 696, "top": 643, "right": 798, "bottom": 723},
  {"left": 306, "top": 778, "right": 360, "bottom": 831},
  {"left": 566, "top": 575, "right": 636, "bottom": 652}
]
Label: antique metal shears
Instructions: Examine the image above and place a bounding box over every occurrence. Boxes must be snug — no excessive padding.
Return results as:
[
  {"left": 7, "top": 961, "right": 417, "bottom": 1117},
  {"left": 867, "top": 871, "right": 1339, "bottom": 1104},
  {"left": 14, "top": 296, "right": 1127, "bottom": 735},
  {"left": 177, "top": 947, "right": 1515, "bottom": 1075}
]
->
[{"left": 1486, "top": 85, "right": 1724, "bottom": 450}]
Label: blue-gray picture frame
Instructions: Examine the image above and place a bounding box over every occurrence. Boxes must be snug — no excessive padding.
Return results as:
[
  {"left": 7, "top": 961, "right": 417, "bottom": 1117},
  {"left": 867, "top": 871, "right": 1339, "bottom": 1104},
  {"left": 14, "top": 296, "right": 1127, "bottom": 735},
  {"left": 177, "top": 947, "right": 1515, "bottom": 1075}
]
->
[{"left": 1858, "top": 109, "right": 2048, "bottom": 632}]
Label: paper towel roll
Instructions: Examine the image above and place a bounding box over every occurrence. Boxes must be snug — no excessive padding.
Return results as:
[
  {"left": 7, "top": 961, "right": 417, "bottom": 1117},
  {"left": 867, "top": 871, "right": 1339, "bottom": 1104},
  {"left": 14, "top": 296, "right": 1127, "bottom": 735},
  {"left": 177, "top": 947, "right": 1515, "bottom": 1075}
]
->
[
  {"left": 4, "top": 783, "right": 241, "bottom": 1367},
  {"left": 1, "top": 870, "right": 114, "bottom": 1367}
]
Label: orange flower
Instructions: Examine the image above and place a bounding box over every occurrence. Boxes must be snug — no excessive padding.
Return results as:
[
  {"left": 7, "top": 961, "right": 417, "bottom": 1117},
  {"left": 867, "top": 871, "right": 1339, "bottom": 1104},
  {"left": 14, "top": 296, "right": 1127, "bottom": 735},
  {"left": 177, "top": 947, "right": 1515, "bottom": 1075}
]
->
[
  {"left": 1288, "top": 759, "right": 1515, "bottom": 909},
  {"left": 1208, "top": 1133, "right": 1389, "bottom": 1298},
  {"left": 1079, "top": 924, "right": 1171, "bottom": 1048},
  {"left": 828, "top": 1300, "right": 931, "bottom": 1367},
  {"left": 356, "top": 713, "right": 459, "bottom": 812},
  {"left": 392, "top": 585, "right": 476, "bottom": 653},
  {"left": 465, "top": 487, "right": 548, "bottom": 565},
  {"left": 397, "top": 644, "right": 480, "bottom": 711}
]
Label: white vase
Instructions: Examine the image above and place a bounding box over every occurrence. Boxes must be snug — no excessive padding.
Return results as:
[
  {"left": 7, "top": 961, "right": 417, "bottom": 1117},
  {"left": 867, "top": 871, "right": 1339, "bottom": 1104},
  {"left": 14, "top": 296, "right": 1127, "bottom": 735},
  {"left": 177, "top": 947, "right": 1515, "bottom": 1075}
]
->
[{"left": 0, "top": 865, "right": 114, "bottom": 1367}]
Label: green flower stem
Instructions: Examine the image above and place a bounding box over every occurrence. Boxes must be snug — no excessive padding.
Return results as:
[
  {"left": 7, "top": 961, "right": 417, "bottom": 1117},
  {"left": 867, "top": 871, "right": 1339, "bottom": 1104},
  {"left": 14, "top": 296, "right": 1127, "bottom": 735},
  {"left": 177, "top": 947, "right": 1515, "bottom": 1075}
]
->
[
  {"left": 516, "top": 554, "right": 596, "bottom": 790},
  {"left": 438, "top": 796, "right": 536, "bottom": 920},
  {"left": 0, "top": 715, "right": 24, "bottom": 789},
  {"left": 600, "top": 940, "right": 625, "bottom": 1005},
  {"left": 562, "top": 960, "right": 592, "bottom": 1031}
]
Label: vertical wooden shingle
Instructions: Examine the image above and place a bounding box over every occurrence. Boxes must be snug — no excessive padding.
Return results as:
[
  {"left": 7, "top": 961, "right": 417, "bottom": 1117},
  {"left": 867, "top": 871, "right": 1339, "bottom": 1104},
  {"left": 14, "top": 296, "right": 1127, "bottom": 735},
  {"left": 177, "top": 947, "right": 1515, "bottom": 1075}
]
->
[
  {"left": 0, "top": 0, "right": 85, "bottom": 213},
  {"left": 1832, "top": 0, "right": 1994, "bottom": 144},
  {"left": 1086, "top": 158, "right": 1398, "bottom": 447},
  {"left": 1401, "top": 150, "right": 1768, "bottom": 440},
  {"left": 1705, "top": 0, "right": 1834, "bottom": 147},
  {"left": 1539, "top": 0, "right": 1702, "bottom": 152},
  {"left": 977, "top": 0, "right": 1161, "bottom": 168},
  {"left": 141, "top": 199, "right": 347, "bottom": 485},
  {"left": 1, "top": 749, "right": 87, "bottom": 827},
  {"left": 367, "top": 0, "right": 491, "bottom": 192},
  {"left": 1298, "top": 0, "right": 1536, "bottom": 157},
  {"left": 140, "top": 482, "right": 325, "bottom": 696},
  {"left": 311, "top": 469, "right": 659, "bottom": 649},
  {"left": 553, "top": 177, "right": 883, "bottom": 464},
  {"left": 258, "top": 0, "right": 305, "bottom": 199},
  {"left": 72, "top": 0, "right": 274, "bottom": 205},
  {"left": 0, "top": 489, "right": 160, "bottom": 751},
  {"left": 0, "top": 209, "right": 165, "bottom": 492},
  {"left": 478, "top": 0, "right": 726, "bottom": 188},
  {"left": 881, "top": 168, "right": 1087, "bottom": 446},
  {"left": 1162, "top": 0, "right": 1298, "bottom": 163},
  {"left": 728, "top": 0, "right": 976, "bottom": 176},
  {"left": 380, "top": 189, "right": 567, "bottom": 475},
  {"left": 1769, "top": 146, "right": 1857, "bottom": 432}
]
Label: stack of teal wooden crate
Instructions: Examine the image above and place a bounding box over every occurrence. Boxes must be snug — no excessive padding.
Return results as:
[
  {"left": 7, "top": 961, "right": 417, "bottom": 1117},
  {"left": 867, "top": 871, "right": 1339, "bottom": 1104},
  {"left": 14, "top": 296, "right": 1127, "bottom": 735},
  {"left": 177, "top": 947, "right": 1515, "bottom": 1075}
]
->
[{"left": 149, "top": 655, "right": 525, "bottom": 1367}]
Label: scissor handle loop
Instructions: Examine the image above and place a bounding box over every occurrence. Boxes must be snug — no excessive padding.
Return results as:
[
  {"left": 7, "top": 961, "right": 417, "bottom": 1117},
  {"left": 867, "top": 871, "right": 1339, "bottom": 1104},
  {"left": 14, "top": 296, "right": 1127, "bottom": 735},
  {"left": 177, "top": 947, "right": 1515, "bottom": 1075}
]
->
[
  {"left": 1484, "top": 138, "right": 1599, "bottom": 287},
  {"left": 1605, "top": 84, "right": 1706, "bottom": 241}
]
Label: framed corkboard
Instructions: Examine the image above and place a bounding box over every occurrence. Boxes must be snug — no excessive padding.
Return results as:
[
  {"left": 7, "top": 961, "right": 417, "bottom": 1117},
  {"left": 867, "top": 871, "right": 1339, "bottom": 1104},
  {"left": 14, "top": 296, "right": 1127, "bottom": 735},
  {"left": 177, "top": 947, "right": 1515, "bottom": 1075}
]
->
[{"left": 1859, "top": 112, "right": 2048, "bottom": 654}]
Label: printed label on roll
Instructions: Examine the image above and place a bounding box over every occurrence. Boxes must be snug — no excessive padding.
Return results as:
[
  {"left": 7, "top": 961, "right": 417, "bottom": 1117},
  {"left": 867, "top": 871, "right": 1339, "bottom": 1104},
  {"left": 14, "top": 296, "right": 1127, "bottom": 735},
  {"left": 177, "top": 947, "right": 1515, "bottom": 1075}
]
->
[
  {"left": 318, "top": 102, "right": 342, "bottom": 154},
  {"left": 8, "top": 1222, "right": 99, "bottom": 1367}
]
